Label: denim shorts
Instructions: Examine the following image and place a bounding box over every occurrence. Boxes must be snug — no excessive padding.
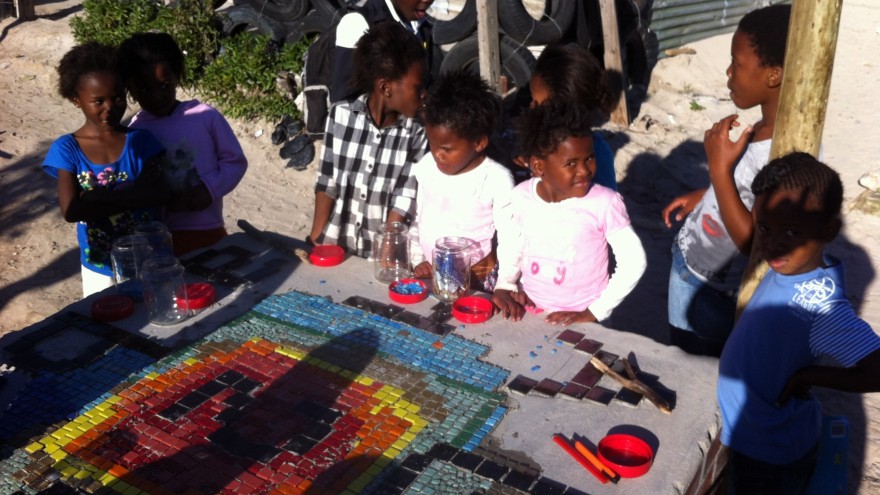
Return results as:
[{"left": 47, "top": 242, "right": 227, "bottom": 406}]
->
[{"left": 667, "top": 243, "right": 737, "bottom": 353}]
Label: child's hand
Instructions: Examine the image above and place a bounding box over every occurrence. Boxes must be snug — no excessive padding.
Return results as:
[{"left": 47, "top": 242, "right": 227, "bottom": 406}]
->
[
  {"left": 545, "top": 309, "right": 597, "bottom": 326},
  {"left": 185, "top": 183, "right": 212, "bottom": 211},
  {"left": 705, "top": 114, "right": 753, "bottom": 181},
  {"left": 662, "top": 188, "right": 707, "bottom": 227},
  {"left": 493, "top": 289, "right": 528, "bottom": 321},
  {"left": 413, "top": 261, "right": 432, "bottom": 278},
  {"left": 776, "top": 370, "right": 812, "bottom": 406}
]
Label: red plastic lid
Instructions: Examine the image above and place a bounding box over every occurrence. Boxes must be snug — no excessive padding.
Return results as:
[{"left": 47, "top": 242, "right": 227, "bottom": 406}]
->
[
  {"left": 177, "top": 282, "right": 216, "bottom": 311},
  {"left": 91, "top": 294, "right": 135, "bottom": 322},
  {"left": 452, "top": 296, "right": 494, "bottom": 324},
  {"left": 310, "top": 244, "right": 345, "bottom": 267},
  {"left": 388, "top": 278, "right": 429, "bottom": 304},
  {"left": 597, "top": 434, "right": 654, "bottom": 478}
]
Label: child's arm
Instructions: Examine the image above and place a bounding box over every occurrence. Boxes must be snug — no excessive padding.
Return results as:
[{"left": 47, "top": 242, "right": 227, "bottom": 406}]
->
[
  {"left": 777, "top": 348, "right": 880, "bottom": 405},
  {"left": 494, "top": 188, "right": 531, "bottom": 321},
  {"left": 182, "top": 114, "right": 248, "bottom": 211},
  {"left": 545, "top": 226, "right": 646, "bottom": 325},
  {"left": 662, "top": 188, "right": 707, "bottom": 228},
  {"left": 705, "top": 114, "right": 755, "bottom": 252},
  {"left": 66, "top": 157, "right": 170, "bottom": 221},
  {"left": 310, "top": 106, "right": 344, "bottom": 243}
]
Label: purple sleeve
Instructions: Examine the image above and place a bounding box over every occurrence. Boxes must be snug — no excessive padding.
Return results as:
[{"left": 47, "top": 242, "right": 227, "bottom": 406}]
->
[{"left": 200, "top": 110, "right": 248, "bottom": 201}]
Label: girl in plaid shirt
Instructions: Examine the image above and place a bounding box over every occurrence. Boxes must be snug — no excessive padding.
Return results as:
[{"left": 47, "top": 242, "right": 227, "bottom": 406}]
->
[{"left": 310, "top": 22, "right": 428, "bottom": 259}]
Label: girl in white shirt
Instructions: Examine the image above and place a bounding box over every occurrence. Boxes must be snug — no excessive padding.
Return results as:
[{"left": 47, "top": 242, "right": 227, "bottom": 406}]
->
[{"left": 410, "top": 70, "right": 514, "bottom": 291}]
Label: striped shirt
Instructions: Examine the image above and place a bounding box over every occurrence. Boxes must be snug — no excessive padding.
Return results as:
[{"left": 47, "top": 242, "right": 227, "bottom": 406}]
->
[{"left": 315, "top": 94, "right": 427, "bottom": 258}]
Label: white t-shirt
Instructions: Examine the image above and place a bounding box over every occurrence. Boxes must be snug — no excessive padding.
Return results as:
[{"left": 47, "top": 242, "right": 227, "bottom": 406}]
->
[
  {"left": 410, "top": 154, "right": 514, "bottom": 265},
  {"left": 676, "top": 139, "right": 772, "bottom": 291}
]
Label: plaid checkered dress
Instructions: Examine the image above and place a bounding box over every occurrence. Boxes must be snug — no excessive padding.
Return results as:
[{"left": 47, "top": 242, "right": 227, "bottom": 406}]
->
[{"left": 315, "top": 95, "right": 428, "bottom": 258}]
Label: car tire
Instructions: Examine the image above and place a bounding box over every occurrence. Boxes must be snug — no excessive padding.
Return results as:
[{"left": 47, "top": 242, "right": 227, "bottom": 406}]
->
[
  {"left": 497, "top": 0, "right": 576, "bottom": 46},
  {"left": 430, "top": 0, "right": 477, "bottom": 45},
  {"left": 238, "top": 0, "right": 310, "bottom": 22},
  {"left": 440, "top": 34, "right": 536, "bottom": 97}
]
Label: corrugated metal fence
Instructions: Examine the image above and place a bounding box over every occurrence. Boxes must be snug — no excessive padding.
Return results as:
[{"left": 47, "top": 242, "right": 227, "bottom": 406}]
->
[{"left": 652, "top": 0, "right": 790, "bottom": 54}]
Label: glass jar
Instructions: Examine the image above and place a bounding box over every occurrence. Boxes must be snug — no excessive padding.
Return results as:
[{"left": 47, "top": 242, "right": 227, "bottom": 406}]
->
[
  {"left": 110, "top": 235, "right": 152, "bottom": 300},
  {"left": 134, "top": 221, "right": 174, "bottom": 258},
  {"left": 432, "top": 236, "right": 476, "bottom": 302},
  {"left": 373, "top": 222, "right": 412, "bottom": 283},
  {"left": 141, "top": 256, "right": 190, "bottom": 326}
]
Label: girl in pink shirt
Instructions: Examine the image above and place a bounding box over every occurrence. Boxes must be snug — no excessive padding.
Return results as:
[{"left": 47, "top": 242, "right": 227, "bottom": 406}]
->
[{"left": 494, "top": 101, "right": 646, "bottom": 325}]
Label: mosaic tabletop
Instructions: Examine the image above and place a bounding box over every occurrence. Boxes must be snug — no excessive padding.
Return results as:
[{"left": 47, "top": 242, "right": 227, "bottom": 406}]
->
[
  {"left": 0, "top": 237, "right": 721, "bottom": 495},
  {"left": 1, "top": 289, "right": 611, "bottom": 495}
]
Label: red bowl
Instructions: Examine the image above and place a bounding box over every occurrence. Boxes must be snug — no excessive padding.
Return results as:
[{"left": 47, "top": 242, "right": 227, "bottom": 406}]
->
[
  {"left": 176, "top": 282, "right": 216, "bottom": 312},
  {"left": 91, "top": 294, "right": 135, "bottom": 322},
  {"left": 597, "top": 434, "right": 654, "bottom": 478},
  {"left": 388, "top": 278, "right": 429, "bottom": 304},
  {"left": 452, "top": 296, "right": 494, "bottom": 324},
  {"left": 309, "top": 245, "right": 345, "bottom": 267}
]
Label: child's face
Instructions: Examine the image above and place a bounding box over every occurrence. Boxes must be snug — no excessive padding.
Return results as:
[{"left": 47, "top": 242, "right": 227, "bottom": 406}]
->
[
  {"left": 533, "top": 134, "right": 595, "bottom": 202},
  {"left": 73, "top": 71, "right": 126, "bottom": 130},
  {"left": 529, "top": 74, "right": 550, "bottom": 107},
  {"left": 425, "top": 124, "right": 487, "bottom": 176},
  {"left": 385, "top": 62, "right": 426, "bottom": 119},
  {"left": 753, "top": 187, "right": 838, "bottom": 276},
  {"left": 726, "top": 29, "right": 780, "bottom": 110},
  {"left": 391, "top": 0, "right": 432, "bottom": 21},
  {"left": 128, "top": 62, "right": 180, "bottom": 117}
]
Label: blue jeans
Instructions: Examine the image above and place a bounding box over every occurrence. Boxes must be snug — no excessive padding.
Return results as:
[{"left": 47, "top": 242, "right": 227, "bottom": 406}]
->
[
  {"left": 667, "top": 244, "right": 737, "bottom": 356},
  {"left": 726, "top": 442, "right": 819, "bottom": 495}
]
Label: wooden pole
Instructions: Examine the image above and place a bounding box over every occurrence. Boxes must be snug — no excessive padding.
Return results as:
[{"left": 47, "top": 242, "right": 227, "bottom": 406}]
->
[
  {"left": 476, "top": 0, "right": 501, "bottom": 93},
  {"left": 14, "top": 0, "right": 36, "bottom": 19},
  {"left": 736, "top": 0, "right": 843, "bottom": 316},
  {"left": 598, "top": 0, "right": 630, "bottom": 127}
]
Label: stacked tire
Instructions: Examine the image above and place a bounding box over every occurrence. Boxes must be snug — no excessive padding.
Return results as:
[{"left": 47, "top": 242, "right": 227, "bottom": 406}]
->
[{"left": 219, "top": 0, "right": 656, "bottom": 96}]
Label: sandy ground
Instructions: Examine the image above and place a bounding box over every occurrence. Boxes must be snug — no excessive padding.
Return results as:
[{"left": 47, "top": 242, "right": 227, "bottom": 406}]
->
[{"left": 1, "top": 1, "right": 879, "bottom": 492}]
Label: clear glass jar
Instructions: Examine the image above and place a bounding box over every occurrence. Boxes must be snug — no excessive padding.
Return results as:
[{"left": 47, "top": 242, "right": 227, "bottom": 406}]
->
[
  {"left": 134, "top": 221, "right": 174, "bottom": 258},
  {"left": 141, "top": 256, "right": 190, "bottom": 326},
  {"left": 110, "top": 235, "right": 152, "bottom": 300},
  {"left": 373, "top": 222, "right": 412, "bottom": 283},
  {"left": 432, "top": 236, "right": 476, "bottom": 302}
]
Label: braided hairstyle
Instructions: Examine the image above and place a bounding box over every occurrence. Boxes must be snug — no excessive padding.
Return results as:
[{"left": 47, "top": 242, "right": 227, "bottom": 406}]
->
[{"left": 751, "top": 151, "right": 843, "bottom": 221}]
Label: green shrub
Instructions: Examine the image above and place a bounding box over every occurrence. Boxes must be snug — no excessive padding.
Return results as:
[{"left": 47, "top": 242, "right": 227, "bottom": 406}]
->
[
  {"left": 71, "top": 0, "right": 305, "bottom": 120},
  {"left": 201, "top": 33, "right": 307, "bottom": 120}
]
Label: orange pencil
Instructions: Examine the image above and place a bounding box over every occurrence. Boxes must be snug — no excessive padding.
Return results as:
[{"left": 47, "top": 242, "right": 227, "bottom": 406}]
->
[
  {"left": 552, "top": 434, "right": 609, "bottom": 484},
  {"left": 575, "top": 440, "right": 620, "bottom": 483}
]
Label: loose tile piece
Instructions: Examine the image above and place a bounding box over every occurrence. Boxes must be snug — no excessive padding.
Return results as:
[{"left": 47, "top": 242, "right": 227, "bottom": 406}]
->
[
  {"left": 557, "top": 329, "right": 584, "bottom": 345},
  {"left": 573, "top": 338, "right": 603, "bottom": 355},
  {"left": 533, "top": 378, "right": 563, "bottom": 397},
  {"left": 559, "top": 382, "right": 590, "bottom": 400},
  {"left": 615, "top": 388, "right": 644, "bottom": 408},
  {"left": 570, "top": 363, "right": 603, "bottom": 388},
  {"left": 506, "top": 375, "right": 539, "bottom": 396},
  {"left": 585, "top": 385, "right": 617, "bottom": 405},
  {"left": 594, "top": 349, "right": 619, "bottom": 367}
]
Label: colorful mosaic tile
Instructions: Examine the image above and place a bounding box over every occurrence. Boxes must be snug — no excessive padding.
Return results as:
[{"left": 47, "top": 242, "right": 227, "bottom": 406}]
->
[{"left": 0, "top": 291, "right": 530, "bottom": 495}]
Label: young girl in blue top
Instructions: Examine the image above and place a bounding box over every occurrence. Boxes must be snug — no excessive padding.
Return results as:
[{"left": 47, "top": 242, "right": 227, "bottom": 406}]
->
[{"left": 43, "top": 42, "right": 169, "bottom": 297}]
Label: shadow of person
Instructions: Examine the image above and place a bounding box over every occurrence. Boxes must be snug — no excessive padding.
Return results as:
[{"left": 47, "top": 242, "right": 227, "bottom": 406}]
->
[
  {"left": 42, "top": 328, "right": 382, "bottom": 494},
  {"left": 607, "top": 138, "right": 709, "bottom": 343},
  {"left": 0, "top": 247, "right": 80, "bottom": 315}
]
